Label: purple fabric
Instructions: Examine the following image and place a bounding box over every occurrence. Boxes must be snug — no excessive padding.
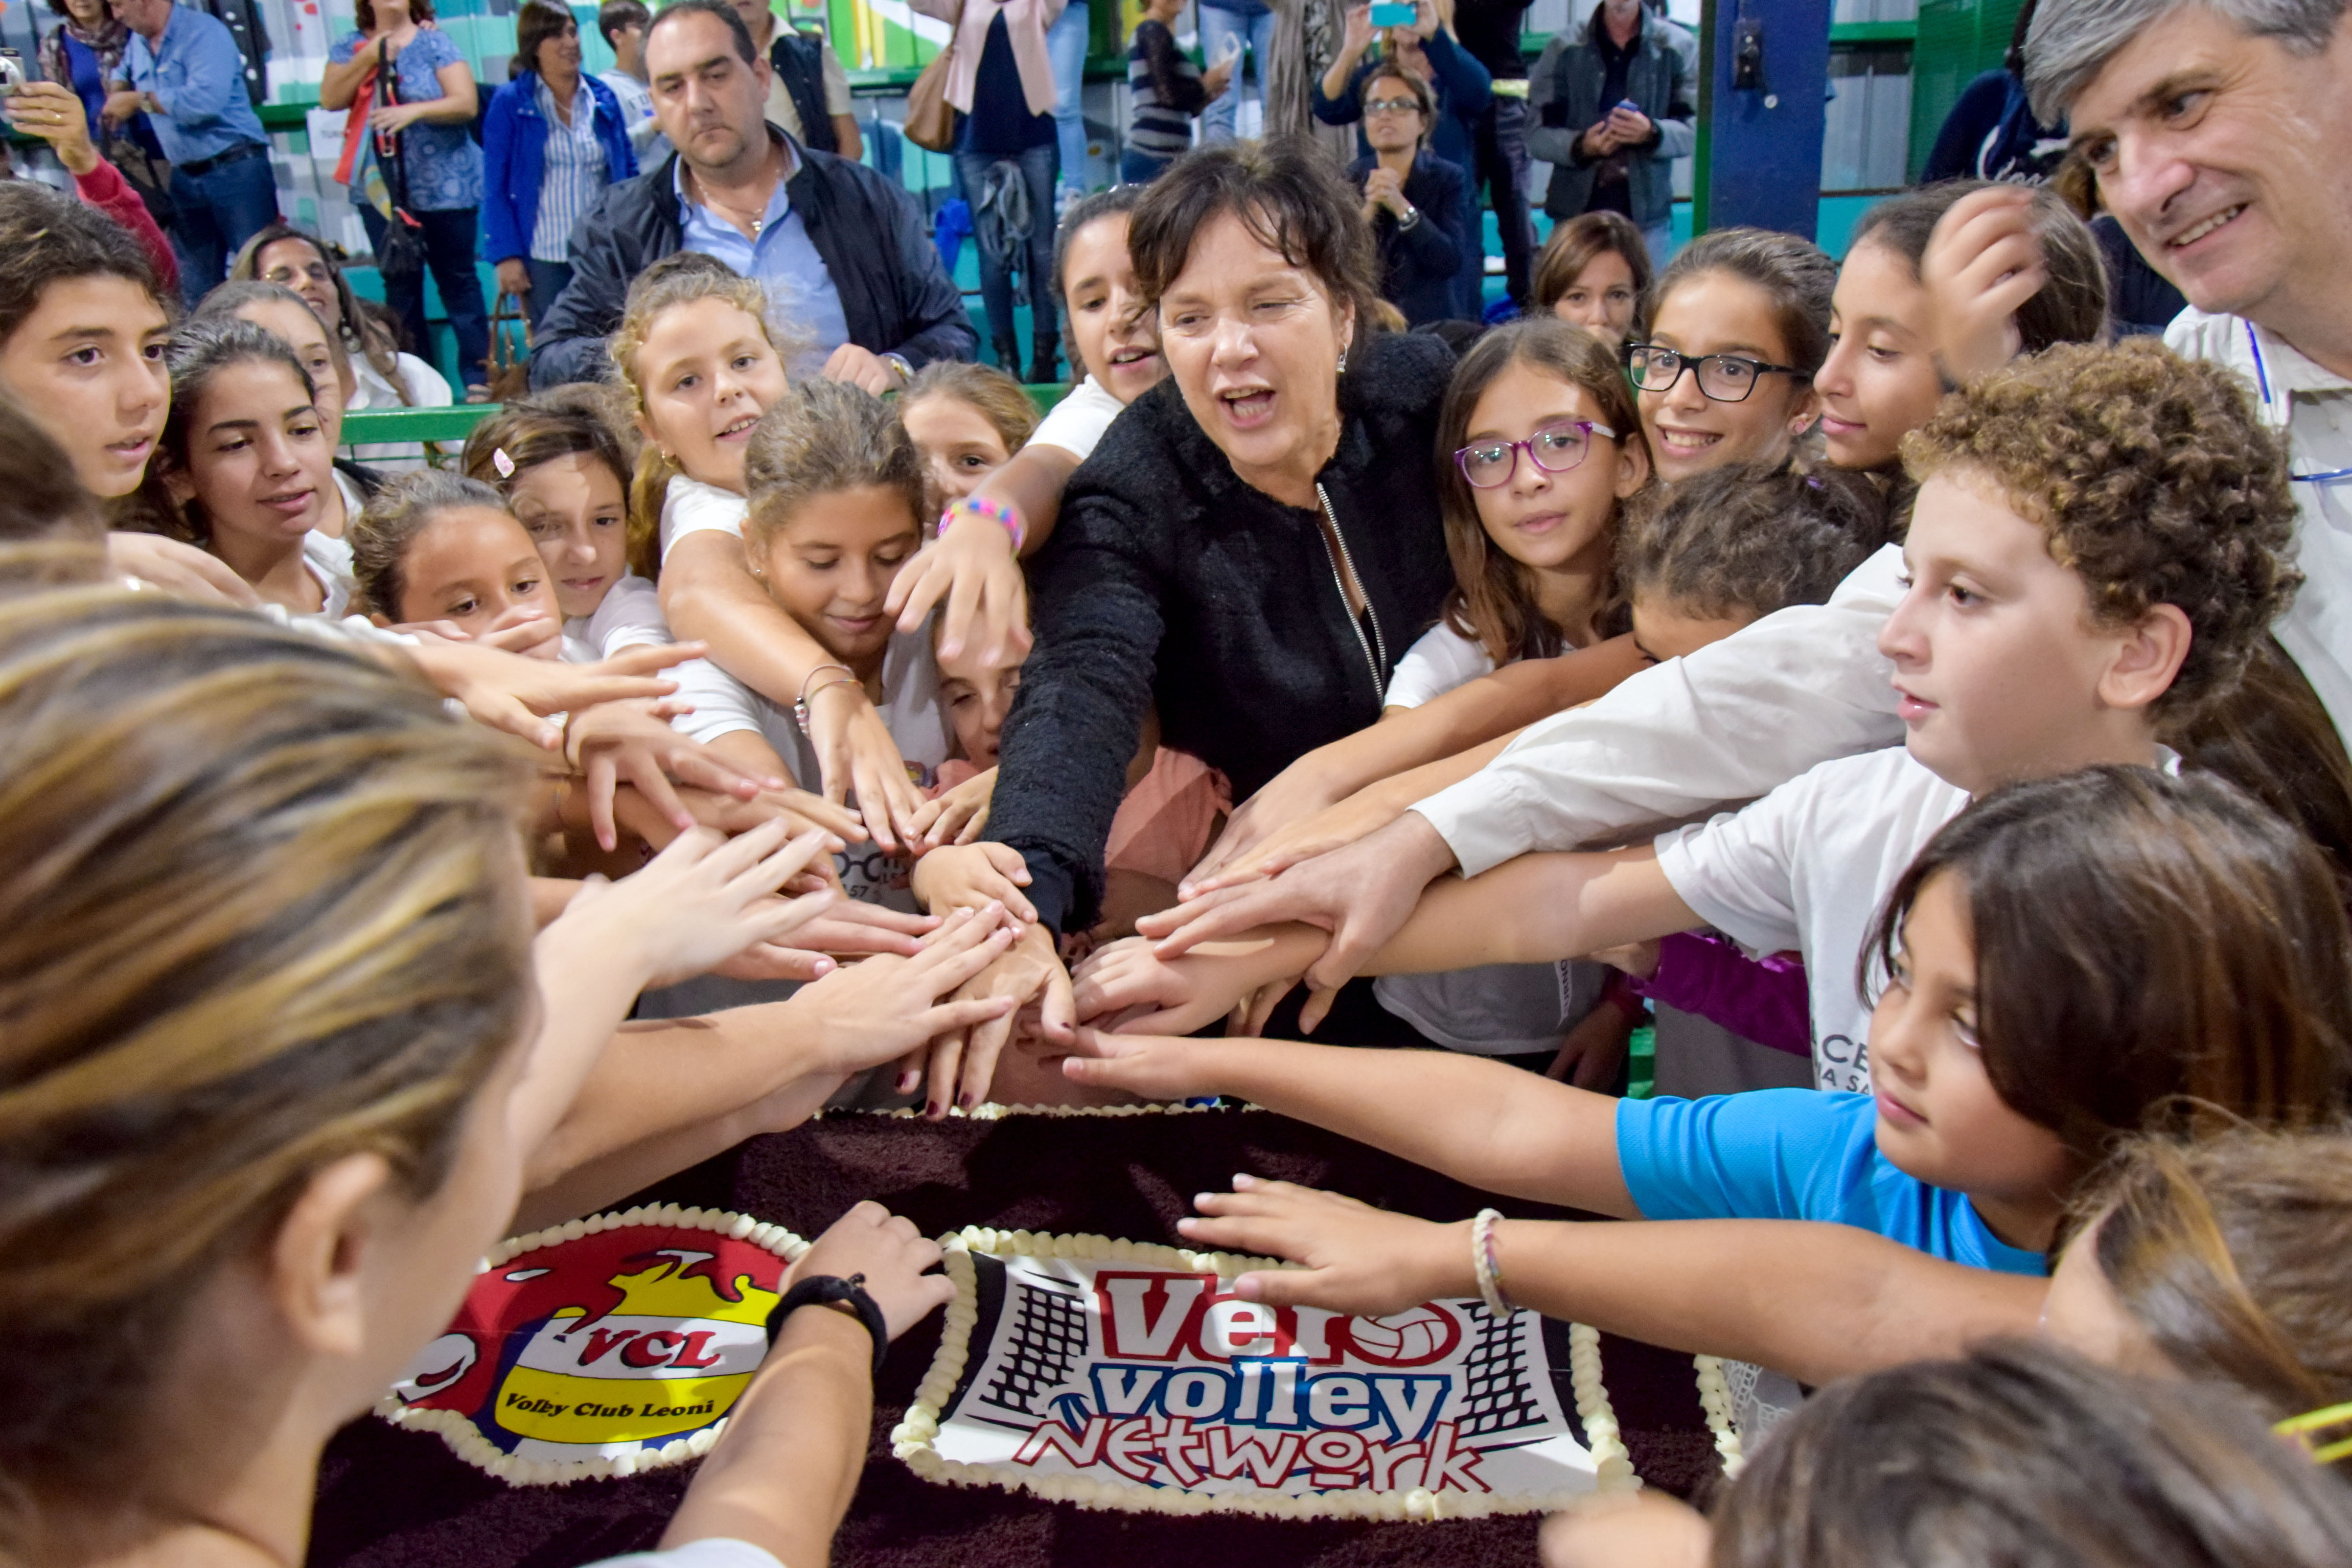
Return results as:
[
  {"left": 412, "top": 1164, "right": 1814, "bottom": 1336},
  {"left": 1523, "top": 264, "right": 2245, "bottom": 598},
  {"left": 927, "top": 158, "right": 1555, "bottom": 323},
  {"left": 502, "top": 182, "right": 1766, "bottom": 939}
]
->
[
  {"left": 307, "top": 1109, "right": 1721, "bottom": 1568},
  {"left": 1631, "top": 932, "right": 1813, "bottom": 1057}
]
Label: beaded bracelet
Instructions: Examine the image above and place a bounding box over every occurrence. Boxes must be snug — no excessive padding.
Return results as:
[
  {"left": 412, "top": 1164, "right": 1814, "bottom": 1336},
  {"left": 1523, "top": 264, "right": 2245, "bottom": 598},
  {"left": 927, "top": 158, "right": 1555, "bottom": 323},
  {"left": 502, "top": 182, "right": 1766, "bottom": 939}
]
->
[
  {"left": 942, "top": 495, "right": 1025, "bottom": 553},
  {"left": 1472, "top": 1208, "right": 1513, "bottom": 1316},
  {"left": 794, "top": 661, "right": 859, "bottom": 737}
]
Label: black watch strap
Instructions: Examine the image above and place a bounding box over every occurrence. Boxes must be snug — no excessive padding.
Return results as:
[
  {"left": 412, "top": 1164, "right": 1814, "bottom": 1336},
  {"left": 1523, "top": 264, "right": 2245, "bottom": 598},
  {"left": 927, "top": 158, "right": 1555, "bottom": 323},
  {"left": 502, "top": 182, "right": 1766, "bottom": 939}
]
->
[{"left": 766, "top": 1272, "right": 889, "bottom": 1381}]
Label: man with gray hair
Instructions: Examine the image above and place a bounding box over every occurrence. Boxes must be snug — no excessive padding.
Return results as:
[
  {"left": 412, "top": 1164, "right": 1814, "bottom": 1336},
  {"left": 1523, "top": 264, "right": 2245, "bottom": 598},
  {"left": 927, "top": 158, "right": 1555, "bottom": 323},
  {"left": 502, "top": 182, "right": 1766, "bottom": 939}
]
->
[{"left": 2023, "top": 0, "right": 2352, "bottom": 735}]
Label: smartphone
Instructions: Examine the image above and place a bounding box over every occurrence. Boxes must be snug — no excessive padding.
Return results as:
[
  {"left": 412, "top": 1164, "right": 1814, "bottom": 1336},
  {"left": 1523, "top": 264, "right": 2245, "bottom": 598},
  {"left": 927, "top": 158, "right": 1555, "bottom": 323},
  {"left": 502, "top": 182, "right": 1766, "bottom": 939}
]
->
[
  {"left": 0, "top": 51, "right": 26, "bottom": 99},
  {"left": 1615, "top": 98, "right": 1641, "bottom": 113},
  {"left": 1369, "top": 3, "right": 1417, "bottom": 28}
]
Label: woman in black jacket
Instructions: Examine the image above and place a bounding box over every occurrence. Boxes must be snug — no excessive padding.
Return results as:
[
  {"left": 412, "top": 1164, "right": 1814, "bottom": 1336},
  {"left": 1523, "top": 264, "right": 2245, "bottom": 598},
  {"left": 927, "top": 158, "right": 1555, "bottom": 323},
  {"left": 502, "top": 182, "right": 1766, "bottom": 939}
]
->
[
  {"left": 1347, "top": 66, "right": 1475, "bottom": 326},
  {"left": 911, "top": 138, "right": 1457, "bottom": 1114}
]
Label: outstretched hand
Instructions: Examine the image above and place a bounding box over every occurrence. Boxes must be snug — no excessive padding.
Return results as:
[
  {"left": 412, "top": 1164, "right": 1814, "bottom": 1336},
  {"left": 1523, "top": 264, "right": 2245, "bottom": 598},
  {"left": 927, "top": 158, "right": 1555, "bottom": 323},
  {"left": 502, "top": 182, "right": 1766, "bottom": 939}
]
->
[
  {"left": 564, "top": 700, "right": 785, "bottom": 851},
  {"left": 884, "top": 515, "right": 1033, "bottom": 666},
  {"left": 921, "top": 921, "right": 1075, "bottom": 1116},
  {"left": 782, "top": 902, "right": 1024, "bottom": 1083},
  {"left": 406, "top": 638, "right": 696, "bottom": 752},
  {"left": 562, "top": 820, "right": 836, "bottom": 989},
  {"left": 1176, "top": 1176, "right": 1472, "bottom": 1316},
  {"left": 785, "top": 1200, "right": 955, "bottom": 1342}
]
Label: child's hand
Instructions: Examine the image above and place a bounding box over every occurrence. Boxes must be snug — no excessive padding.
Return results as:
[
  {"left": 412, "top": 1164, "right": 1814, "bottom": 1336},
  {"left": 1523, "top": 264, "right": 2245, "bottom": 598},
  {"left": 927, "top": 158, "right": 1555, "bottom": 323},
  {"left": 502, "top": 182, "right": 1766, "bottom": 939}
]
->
[
  {"left": 801, "top": 682, "right": 927, "bottom": 855},
  {"left": 561, "top": 820, "right": 836, "bottom": 989},
  {"left": 780, "top": 904, "right": 1021, "bottom": 1082},
  {"left": 922, "top": 921, "right": 1072, "bottom": 1115},
  {"left": 564, "top": 701, "right": 787, "bottom": 852},
  {"left": 706, "top": 898, "right": 937, "bottom": 981},
  {"left": 908, "top": 766, "right": 996, "bottom": 849},
  {"left": 1546, "top": 994, "right": 1636, "bottom": 1089},
  {"left": 782, "top": 1201, "right": 956, "bottom": 1343},
  {"left": 1054, "top": 1025, "right": 1222, "bottom": 1100},
  {"left": 909, "top": 840, "right": 1036, "bottom": 924},
  {"left": 1071, "top": 935, "right": 1265, "bottom": 1034},
  {"left": 1183, "top": 773, "right": 1418, "bottom": 899},
  {"left": 884, "top": 513, "right": 1033, "bottom": 666},
  {"left": 1177, "top": 1176, "right": 1473, "bottom": 1315},
  {"left": 1180, "top": 751, "right": 1352, "bottom": 895},
  {"left": 1921, "top": 184, "right": 2043, "bottom": 386},
  {"left": 406, "top": 639, "right": 696, "bottom": 752}
]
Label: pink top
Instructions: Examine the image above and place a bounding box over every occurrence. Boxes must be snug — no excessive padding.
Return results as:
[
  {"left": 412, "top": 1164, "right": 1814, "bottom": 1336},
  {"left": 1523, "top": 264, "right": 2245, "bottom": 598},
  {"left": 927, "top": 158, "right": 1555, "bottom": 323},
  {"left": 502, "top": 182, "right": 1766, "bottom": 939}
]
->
[{"left": 906, "top": 0, "right": 1067, "bottom": 117}]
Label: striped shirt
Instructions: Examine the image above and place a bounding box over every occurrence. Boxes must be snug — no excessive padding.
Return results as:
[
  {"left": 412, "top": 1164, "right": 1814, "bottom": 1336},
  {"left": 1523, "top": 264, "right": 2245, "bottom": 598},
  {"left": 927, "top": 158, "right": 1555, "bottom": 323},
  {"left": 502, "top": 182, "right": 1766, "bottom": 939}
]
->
[
  {"left": 531, "top": 75, "right": 609, "bottom": 262},
  {"left": 1127, "top": 19, "right": 1206, "bottom": 162}
]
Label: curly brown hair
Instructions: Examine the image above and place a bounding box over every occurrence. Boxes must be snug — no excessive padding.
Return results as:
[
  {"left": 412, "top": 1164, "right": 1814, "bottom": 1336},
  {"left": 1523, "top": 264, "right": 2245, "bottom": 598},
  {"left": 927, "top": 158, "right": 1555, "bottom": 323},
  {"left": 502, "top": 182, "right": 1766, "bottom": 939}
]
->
[{"left": 1900, "top": 338, "right": 2298, "bottom": 722}]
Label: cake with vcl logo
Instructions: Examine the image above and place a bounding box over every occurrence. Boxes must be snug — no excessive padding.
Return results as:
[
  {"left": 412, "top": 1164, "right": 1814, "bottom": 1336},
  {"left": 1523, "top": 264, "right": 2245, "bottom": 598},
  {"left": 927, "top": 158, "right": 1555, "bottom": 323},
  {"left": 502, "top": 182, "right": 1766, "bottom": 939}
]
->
[
  {"left": 893, "top": 1229, "right": 1636, "bottom": 1519},
  {"left": 377, "top": 1205, "right": 808, "bottom": 1485}
]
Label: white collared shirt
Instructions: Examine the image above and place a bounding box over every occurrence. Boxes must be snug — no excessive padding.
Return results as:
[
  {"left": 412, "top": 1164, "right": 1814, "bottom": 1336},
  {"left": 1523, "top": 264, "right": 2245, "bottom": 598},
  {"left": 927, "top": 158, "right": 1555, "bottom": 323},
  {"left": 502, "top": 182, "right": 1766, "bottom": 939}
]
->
[{"left": 2167, "top": 306, "right": 2352, "bottom": 742}]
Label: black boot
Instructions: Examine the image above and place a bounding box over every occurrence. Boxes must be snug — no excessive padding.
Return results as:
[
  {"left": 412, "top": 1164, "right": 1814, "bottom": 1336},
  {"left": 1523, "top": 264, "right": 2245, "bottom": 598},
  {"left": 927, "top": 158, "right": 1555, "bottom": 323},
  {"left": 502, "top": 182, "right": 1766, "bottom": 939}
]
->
[
  {"left": 1027, "top": 334, "right": 1060, "bottom": 385},
  {"left": 992, "top": 336, "right": 1021, "bottom": 376}
]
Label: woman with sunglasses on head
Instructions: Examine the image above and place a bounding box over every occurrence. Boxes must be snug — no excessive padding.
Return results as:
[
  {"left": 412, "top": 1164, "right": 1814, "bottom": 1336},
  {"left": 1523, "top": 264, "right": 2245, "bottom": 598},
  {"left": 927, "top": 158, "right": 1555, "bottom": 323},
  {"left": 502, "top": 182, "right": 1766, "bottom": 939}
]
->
[{"left": 1347, "top": 67, "right": 1476, "bottom": 327}]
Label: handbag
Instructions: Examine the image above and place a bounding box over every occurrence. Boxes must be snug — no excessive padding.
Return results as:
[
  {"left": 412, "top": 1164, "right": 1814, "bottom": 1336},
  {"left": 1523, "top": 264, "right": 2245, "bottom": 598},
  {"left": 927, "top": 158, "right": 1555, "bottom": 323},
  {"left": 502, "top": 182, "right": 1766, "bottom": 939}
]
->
[
  {"left": 901, "top": 0, "right": 964, "bottom": 153},
  {"left": 484, "top": 290, "right": 532, "bottom": 402},
  {"left": 368, "top": 44, "right": 430, "bottom": 285}
]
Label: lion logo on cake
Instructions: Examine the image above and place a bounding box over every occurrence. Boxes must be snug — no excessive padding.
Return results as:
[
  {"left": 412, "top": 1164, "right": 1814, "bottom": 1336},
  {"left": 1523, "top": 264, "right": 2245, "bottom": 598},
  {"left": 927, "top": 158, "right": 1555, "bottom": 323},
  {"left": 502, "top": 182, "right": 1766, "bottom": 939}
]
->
[{"left": 379, "top": 1208, "right": 802, "bottom": 1484}]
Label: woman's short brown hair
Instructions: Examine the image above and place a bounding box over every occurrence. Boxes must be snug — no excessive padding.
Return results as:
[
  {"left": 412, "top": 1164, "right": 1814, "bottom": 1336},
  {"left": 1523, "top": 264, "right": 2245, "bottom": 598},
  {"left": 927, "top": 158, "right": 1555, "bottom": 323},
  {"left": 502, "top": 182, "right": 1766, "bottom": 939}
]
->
[
  {"left": 1902, "top": 337, "right": 2298, "bottom": 722},
  {"left": 1127, "top": 136, "right": 1385, "bottom": 342},
  {"left": 1866, "top": 766, "right": 2352, "bottom": 1163},
  {"left": 1532, "top": 211, "right": 1653, "bottom": 319},
  {"left": 514, "top": 0, "right": 576, "bottom": 76}
]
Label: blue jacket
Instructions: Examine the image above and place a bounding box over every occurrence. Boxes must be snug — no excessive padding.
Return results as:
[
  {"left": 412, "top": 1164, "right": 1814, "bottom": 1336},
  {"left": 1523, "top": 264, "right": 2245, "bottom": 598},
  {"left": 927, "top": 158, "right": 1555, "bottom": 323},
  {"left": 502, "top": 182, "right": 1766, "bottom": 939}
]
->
[{"left": 483, "top": 71, "right": 638, "bottom": 267}]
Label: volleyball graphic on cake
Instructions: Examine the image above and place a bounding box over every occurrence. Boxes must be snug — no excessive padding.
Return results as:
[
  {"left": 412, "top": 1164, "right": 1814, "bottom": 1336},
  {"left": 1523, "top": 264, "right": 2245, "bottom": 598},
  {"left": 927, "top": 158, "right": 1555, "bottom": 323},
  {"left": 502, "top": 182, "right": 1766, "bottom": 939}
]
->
[
  {"left": 377, "top": 1205, "right": 808, "bottom": 1485},
  {"left": 892, "top": 1229, "right": 1635, "bottom": 1519}
]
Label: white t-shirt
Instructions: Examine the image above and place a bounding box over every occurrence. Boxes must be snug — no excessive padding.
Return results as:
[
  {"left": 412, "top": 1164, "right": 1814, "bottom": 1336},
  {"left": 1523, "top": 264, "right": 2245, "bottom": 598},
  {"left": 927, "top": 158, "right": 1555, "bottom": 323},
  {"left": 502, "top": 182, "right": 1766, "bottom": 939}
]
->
[
  {"left": 346, "top": 351, "right": 455, "bottom": 470},
  {"left": 586, "top": 1540, "right": 782, "bottom": 1568},
  {"left": 672, "top": 623, "right": 951, "bottom": 911},
  {"left": 1652, "top": 746, "right": 1964, "bottom": 1094},
  {"left": 302, "top": 530, "right": 355, "bottom": 619},
  {"left": 1374, "top": 621, "right": 1608, "bottom": 1056},
  {"left": 661, "top": 474, "right": 750, "bottom": 562},
  {"left": 1382, "top": 621, "right": 1496, "bottom": 711},
  {"left": 1030, "top": 374, "right": 1125, "bottom": 461},
  {"left": 561, "top": 572, "right": 672, "bottom": 663}
]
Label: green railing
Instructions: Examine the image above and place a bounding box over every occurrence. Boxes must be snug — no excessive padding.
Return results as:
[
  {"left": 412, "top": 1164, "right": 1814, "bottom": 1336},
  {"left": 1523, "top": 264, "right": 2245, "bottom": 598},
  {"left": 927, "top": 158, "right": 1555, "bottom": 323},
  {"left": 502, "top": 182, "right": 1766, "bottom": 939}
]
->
[{"left": 339, "top": 381, "right": 1069, "bottom": 452}]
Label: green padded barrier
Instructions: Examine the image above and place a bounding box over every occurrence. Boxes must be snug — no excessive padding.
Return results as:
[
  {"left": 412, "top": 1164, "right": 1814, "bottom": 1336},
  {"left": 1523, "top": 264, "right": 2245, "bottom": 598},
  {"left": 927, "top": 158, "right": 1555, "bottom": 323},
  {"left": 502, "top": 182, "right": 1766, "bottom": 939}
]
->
[{"left": 340, "top": 382, "right": 1070, "bottom": 451}]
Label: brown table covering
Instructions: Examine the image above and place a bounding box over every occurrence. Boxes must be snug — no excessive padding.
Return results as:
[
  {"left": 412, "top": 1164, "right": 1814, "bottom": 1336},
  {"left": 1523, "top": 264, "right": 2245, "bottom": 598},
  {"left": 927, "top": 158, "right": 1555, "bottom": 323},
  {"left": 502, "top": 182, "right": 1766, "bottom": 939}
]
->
[{"left": 308, "top": 1105, "right": 1720, "bottom": 1568}]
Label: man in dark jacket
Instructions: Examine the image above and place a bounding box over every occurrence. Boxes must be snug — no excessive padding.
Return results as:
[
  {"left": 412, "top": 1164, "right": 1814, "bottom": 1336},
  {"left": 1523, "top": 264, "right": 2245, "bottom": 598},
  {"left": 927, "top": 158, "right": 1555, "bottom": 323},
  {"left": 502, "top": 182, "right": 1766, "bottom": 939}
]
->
[
  {"left": 1527, "top": 0, "right": 1696, "bottom": 265},
  {"left": 530, "top": 0, "right": 973, "bottom": 390}
]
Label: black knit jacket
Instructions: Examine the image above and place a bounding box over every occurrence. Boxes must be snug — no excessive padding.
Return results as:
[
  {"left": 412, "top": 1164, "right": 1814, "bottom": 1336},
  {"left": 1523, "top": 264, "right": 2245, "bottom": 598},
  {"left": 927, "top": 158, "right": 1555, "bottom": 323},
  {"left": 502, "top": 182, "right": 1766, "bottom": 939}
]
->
[{"left": 986, "top": 330, "right": 1457, "bottom": 933}]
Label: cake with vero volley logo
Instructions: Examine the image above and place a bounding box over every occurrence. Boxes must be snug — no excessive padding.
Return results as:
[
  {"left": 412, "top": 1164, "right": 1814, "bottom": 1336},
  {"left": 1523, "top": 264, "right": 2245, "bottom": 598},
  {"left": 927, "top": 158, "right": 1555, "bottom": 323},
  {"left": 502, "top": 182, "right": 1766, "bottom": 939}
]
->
[
  {"left": 892, "top": 1228, "right": 1636, "bottom": 1519},
  {"left": 377, "top": 1205, "right": 808, "bottom": 1485}
]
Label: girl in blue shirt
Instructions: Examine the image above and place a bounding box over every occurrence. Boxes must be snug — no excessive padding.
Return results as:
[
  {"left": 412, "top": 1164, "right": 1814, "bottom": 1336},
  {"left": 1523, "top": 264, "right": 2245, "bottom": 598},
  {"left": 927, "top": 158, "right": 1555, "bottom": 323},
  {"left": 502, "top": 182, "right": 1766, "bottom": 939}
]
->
[{"left": 1061, "top": 765, "right": 2351, "bottom": 1284}]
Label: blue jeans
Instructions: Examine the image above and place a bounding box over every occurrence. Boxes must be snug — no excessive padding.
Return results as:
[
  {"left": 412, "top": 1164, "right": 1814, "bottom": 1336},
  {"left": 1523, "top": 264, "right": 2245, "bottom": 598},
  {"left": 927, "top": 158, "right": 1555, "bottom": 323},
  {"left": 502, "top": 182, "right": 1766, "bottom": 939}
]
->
[
  {"left": 954, "top": 143, "right": 1059, "bottom": 365},
  {"left": 1198, "top": 3, "right": 1277, "bottom": 145},
  {"left": 167, "top": 148, "right": 279, "bottom": 306},
  {"left": 1045, "top": 0, "right": 1091, "bottom": 195},
  {"left": 1477, "top": 95, "right": 1535, "bottom": 308},
  {"left": 359, "top": 203, "right": 492, "bottom": 392},
  {"left": 1120, "top": 147, "right": 1177, "bottom": 183},
  {"left": 522, "top": 258, "right": 572, "bottom": 332}
]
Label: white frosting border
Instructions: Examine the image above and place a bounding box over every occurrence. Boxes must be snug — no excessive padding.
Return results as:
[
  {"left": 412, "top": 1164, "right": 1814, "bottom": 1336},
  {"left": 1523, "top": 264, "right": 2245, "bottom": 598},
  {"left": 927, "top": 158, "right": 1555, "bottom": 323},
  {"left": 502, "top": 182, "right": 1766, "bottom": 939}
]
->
[
  {"left": 1693, "top": 1356, "right": 1746, "bottom": 1477},
  {"left": 844, "top": 1100, "right": 1251, "bottom": 1121},
  {"left": 374, "top": 1203, "right": 810, "bottom": 1488},
  {"left": 891, "top": 1226, "right": 1639, "bottom": 1520}
]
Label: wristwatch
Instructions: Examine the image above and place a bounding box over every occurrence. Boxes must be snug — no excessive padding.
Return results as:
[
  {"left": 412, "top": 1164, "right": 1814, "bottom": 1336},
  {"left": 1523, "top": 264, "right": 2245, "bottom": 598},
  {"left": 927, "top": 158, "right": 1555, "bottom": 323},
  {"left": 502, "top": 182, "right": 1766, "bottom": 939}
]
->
[
  {"left": 1396, "top": 203, "right": 1422, "bottom": 231},
  {"left": 882, "top": 352, "right": 914, "bottom": 384}
]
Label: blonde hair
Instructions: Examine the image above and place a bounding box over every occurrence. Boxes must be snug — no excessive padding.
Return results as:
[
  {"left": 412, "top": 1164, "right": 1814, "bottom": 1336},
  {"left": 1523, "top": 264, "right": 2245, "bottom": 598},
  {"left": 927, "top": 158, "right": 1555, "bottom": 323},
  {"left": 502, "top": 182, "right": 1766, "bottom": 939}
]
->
[
  {"left": 608, "top": 254, "right": 784, "bottom": 579},
  {"left": 741, "top": 377, "right": 926, "bottom": 558},
  {"left": 0, "top": 590, "right": 533, "bottom": 1548}
]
